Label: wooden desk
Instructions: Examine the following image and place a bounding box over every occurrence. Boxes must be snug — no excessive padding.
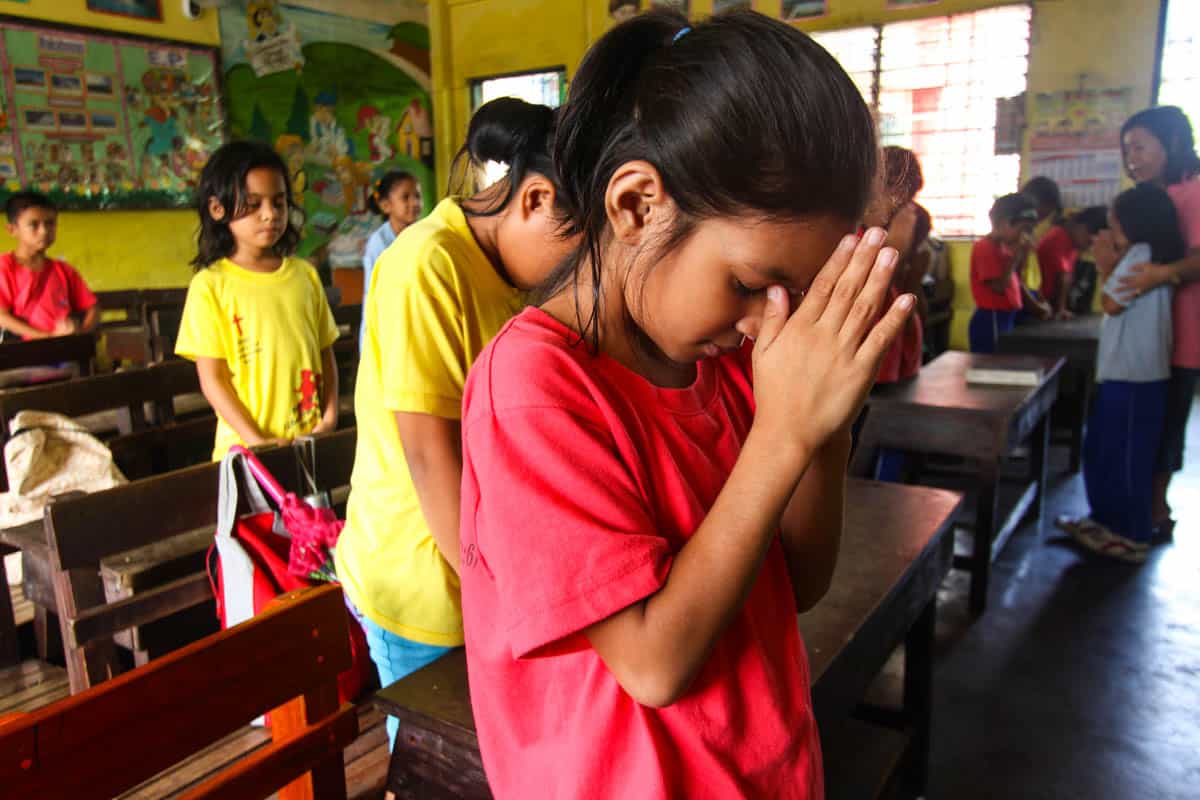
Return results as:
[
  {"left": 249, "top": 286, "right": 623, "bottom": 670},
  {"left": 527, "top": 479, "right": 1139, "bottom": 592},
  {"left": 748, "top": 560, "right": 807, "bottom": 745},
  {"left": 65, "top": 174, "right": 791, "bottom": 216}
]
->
[
  {"left": 375, "top": 480, "right": 963, "bottom": 800},
  {"left": 853, "top": 350, "right": 1063, "bottom": 615},
  {"left": 998, "top": 315, "right": 1100, "bottom": 473}
]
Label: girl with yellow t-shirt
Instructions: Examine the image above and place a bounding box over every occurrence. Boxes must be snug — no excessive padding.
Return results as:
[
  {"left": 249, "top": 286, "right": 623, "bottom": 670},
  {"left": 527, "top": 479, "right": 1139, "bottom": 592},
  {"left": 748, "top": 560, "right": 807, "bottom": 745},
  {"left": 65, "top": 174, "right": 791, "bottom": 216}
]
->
[
  {"left": 334, "top": 98, "right": 578, "bottom": 746},
  {"left": 176, "top": 141, "right": 340, "bottom": 460}
]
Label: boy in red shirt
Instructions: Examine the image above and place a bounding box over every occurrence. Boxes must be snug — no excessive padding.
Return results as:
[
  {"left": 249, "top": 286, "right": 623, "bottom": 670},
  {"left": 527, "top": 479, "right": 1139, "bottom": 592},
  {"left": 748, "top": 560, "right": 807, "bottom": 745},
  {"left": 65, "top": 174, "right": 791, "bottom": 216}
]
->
[
  {"left": 0, "top": 192, "right": 97, "bottom": 340},
  {"left": 969, "top": 193, "right": 1044, "bottom": 353}
]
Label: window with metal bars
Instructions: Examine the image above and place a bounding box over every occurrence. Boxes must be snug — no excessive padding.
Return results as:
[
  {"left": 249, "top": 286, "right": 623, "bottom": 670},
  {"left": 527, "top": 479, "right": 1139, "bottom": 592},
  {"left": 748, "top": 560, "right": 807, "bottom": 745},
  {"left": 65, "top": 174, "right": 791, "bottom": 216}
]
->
[{"left": 812, "top": 4, "right": 1032, "bottom": 237}]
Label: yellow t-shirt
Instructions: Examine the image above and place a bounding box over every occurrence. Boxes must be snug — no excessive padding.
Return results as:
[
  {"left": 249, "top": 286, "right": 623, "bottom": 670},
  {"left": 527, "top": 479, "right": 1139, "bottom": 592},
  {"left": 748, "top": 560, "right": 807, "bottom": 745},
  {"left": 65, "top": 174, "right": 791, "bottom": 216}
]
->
[
  {"left": 174, "top": 257, "right": 339, "bottom": 460},
  {"left": 335, "top": 198, "right": 523, "bottom": 646}
]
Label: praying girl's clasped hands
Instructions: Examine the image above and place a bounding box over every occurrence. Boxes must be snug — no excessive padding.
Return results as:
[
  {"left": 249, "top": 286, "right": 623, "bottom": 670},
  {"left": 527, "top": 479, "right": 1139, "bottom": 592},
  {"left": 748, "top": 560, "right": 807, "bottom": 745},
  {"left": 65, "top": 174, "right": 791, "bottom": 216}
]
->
[{"left": 751, "top": 227, "right": 914, "bottom": 459}]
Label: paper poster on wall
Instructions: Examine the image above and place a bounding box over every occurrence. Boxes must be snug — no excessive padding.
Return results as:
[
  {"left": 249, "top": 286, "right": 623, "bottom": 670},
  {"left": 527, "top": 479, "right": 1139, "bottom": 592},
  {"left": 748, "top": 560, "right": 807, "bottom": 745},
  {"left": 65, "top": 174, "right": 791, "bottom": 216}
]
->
[
  {"left": 1027, "top": 88, "right": 1132, "bottom": 208},
  {"left": 0, "top": 22, "right": 225, "bottom": 210},
  {"left": 219, "top": 0, "right": 433, "bottom": 267}
]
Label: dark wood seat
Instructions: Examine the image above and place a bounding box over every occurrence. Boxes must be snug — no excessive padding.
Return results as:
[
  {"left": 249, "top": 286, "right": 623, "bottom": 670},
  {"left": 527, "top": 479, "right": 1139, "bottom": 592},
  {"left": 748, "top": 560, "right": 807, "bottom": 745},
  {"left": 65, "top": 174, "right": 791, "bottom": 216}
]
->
[
  {"left": 95, "top": 290, "right": 144, "bottom": 330},
  {"left": 0, "top": 334, "right": 94, "bottom": 382},
  {"left": 0, "top": 360, "right": 214, "bottom": 490},
  {"left": 0, "top": 584, "right": 358, "bottom": 800},
  {"left": 42, "top": 429, "right": 357, "bottom": 693}
]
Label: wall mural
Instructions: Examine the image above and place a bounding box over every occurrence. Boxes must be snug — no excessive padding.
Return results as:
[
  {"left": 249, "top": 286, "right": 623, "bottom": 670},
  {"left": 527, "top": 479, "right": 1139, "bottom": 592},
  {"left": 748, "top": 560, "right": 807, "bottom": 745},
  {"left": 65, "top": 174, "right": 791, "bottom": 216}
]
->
[
  {"left": 0, "top": 22, "right": 223, "bottom": 209},
  {"left": 219, "top": 0, "right": 433, "bottom": 269}
]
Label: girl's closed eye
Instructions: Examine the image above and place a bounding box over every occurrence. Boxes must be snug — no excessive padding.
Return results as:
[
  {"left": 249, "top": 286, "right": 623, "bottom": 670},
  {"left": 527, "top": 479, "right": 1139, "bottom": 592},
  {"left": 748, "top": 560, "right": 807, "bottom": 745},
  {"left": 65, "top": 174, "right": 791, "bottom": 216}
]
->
[{"left": 733, "top": 277, "right": 765, "bottom": 297}]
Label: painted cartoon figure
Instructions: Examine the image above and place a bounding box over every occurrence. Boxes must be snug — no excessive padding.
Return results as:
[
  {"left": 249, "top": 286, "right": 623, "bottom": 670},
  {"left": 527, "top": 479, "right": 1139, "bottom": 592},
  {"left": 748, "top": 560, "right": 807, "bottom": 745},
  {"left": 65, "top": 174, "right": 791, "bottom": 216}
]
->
[
  {"left": 307, "top": 91, "right": 350, "bottom": 166},
  {"left": 356, "top": 106, "right": 394, "bottom": 163},
  {"left": 274, "top": 134, "right": 308, "bottom": 196},
  {"left": 247, "top": 0, "right": 284, "bottom": 42}
]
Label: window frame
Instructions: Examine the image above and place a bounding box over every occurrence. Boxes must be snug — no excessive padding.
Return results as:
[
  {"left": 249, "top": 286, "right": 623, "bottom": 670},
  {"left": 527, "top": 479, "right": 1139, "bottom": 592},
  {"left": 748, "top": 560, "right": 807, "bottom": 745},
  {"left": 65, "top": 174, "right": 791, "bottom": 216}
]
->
[
  {"left": 468, "top": 66, "right": 568, "bottom": 113},
  {"left": 812, "top": 4, "right": 1033, "bottom": 239}
]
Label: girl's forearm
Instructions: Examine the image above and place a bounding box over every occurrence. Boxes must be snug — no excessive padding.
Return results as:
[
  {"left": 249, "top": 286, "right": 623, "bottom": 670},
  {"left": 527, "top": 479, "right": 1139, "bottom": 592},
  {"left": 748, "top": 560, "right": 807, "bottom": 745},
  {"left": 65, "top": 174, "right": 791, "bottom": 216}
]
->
[
  {"left": 0, "top": 309, "right": 46, "bottom": 339},
  {"left": 779, "top": 427, "right": 849, "bottom": 612},
  {"left": 318, "top": 347, "right": 339, "bottom": 430}
]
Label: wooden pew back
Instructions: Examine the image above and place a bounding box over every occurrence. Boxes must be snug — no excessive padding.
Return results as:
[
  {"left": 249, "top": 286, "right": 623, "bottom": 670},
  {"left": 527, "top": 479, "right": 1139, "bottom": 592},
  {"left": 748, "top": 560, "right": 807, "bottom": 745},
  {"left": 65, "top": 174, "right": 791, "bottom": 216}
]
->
[
  {"left": 0, "top": 360, "right": 211, "bottom": 490},
  {"left": 0, "top": 333, "right": 94, "bottom": 375},
  {"left": 95, "top": 289, "right": 143, "bottom": 330},
  {"left": 0, "top": 583, "right": 357, "bottom": 800},
  {"left": 43, "top": 429, "right": 357, "bottom": 693}
]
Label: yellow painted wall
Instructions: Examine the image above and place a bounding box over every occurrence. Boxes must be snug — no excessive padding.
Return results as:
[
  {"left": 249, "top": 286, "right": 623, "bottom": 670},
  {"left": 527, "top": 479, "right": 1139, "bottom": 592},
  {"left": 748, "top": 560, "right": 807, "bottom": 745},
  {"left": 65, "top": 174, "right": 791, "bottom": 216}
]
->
[{"left": 0, "top": 1, "right": 221, "bottom": 290}]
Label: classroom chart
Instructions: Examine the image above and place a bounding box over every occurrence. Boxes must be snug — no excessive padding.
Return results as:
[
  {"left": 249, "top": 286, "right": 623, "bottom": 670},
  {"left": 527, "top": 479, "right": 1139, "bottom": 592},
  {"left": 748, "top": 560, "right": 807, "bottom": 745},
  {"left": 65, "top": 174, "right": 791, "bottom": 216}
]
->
[{"left": 0, "top": 21, "right": 224, "bottom": 210}]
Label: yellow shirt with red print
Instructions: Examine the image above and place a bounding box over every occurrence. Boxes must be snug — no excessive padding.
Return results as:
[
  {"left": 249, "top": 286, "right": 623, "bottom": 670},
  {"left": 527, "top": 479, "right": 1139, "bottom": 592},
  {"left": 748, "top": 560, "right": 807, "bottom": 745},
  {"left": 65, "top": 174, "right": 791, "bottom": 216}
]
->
[{"left": 175, "top": 256, "right": 339, "bottom": 460}]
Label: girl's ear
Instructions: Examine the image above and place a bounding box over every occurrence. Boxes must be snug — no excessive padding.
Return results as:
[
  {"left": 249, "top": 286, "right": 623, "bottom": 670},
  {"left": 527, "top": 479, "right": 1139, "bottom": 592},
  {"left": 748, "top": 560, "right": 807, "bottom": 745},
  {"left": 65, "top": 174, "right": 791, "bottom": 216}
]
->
[
  {"left": 605, "top": 160, "right": 670, "bottom": 246},
  {"left": 207, "top": 196, "right": 226, "bottom": 222},
  {"left": 517, "top": 173, "right": 558, "bottom": 221}
]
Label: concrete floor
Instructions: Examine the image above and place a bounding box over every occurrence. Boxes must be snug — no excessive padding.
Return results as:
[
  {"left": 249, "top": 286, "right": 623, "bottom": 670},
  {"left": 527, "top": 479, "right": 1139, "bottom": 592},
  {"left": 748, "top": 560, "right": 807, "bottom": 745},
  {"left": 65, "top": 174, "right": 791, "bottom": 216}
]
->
[{"left": 921, "top": 398, "right": 1200, "bottom": 800}]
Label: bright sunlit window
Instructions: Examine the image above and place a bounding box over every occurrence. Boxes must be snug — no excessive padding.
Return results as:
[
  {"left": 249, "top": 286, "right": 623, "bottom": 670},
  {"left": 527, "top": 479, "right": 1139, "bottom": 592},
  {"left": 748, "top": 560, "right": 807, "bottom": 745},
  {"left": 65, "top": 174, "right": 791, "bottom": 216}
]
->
[
  {"left": 812, "top": 5, "right": 1033, "bottom": 237},
  {"left": 469, "top": 68, "right": 566, "bottom": 187},
  {"left": 1157, "top": 0, "right": 1200, "bottom": 134}
]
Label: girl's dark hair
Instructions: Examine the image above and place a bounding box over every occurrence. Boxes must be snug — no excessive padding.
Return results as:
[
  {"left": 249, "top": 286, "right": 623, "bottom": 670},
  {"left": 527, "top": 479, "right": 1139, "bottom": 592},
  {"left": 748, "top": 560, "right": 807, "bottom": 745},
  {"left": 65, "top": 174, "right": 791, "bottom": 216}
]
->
[
  {"left": 368, "top": 169, "right": 417, "bottom": 216},
  {"left": 1068, "top": 205, "right": 1109, "bottom": 234},
  {"left": 989, "top": 192, "right": 1036, "bottom": 226},
  {"left": 1112, "top": 183, "right": 1187, "bottom": 265},
  {"left": 1021, "top": 176, "right": 1064, "bottom": 224},
  {"left": 544, "top": 10, "right": 878, "bottom": 349},
  {"left": 1121, "top": 106, "right": 1200, "bottom": 186},
  {"left": 192, "top": 140, "right": 301, "bottom": 268},
  {"left": 884, "top": 146, "right": 924, "bottom": 205},
  {"left": 448, "top": 97, "right": 560, "bottom": 217}
]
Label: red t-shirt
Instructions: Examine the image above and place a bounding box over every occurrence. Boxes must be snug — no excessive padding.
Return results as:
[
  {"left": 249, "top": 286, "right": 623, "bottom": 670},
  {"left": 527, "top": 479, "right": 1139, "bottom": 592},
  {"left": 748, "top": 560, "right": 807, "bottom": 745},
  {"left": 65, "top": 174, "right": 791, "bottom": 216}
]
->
[
  {"left": 876, "top": 286, "right": 923, "bottom": 383},
  {"left": 0, "top": 252, "right": 96, "bottom": 337},
  {"left": 460, "top": 307, "right": 822, "bottom": 800},
  {"left": 970, "top": 237, "right": 1022, "bottom": 311},
  {"left": 1034, "top": 225, "right": 1077, "bottom": 303}
]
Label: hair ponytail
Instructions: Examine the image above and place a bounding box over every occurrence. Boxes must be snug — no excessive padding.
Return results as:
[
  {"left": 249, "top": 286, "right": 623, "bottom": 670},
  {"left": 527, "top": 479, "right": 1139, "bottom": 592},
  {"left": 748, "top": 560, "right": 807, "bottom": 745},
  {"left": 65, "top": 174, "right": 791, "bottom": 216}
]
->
[
  {"left": 449, "top": 97, "right": 558, "bottom": 216},
  {"left": 543, "top": 9, "right": 878, "bottom": 350}
]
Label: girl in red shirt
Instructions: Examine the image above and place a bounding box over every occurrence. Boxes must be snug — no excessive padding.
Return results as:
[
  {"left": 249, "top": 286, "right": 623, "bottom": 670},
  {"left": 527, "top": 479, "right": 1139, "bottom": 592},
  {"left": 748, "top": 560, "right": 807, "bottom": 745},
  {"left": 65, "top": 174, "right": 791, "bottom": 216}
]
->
[{"left": 458, "top": 10, "right": 913, "bottom": 799}]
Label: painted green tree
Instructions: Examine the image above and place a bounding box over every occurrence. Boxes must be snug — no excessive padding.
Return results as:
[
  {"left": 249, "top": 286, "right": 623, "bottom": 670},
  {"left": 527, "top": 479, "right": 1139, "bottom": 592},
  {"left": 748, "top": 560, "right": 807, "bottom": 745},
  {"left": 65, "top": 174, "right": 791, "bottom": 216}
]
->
[
  {"left": 249, "top": 104, "right": 272, "bottom": 143},
  {"left": 286, "top": 85, "right": 310, "bottom": 140}
]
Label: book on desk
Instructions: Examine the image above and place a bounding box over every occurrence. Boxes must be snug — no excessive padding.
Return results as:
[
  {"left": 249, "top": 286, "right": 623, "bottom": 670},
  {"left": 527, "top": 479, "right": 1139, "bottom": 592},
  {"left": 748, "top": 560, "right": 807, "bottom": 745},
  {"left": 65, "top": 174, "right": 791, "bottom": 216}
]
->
[{"left": 966, "top": 359, "right": 1045, "bottom": 387}]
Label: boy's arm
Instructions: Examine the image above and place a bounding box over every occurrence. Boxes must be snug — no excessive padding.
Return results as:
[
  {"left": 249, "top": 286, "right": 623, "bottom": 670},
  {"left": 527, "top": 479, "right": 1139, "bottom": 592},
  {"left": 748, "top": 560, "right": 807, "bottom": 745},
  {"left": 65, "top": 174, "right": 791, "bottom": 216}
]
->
[
  {"left": 0, "top": 308, "right": 49, "bottom": 339},
  {"left": 194, "top": 356, "right": 284, "bottom": 448},
  {"left": 78, "top": 305, "right": 99, "bottom": 333},
  {"left": 312, "top": 346, "right": 339, "bottom": 433}
]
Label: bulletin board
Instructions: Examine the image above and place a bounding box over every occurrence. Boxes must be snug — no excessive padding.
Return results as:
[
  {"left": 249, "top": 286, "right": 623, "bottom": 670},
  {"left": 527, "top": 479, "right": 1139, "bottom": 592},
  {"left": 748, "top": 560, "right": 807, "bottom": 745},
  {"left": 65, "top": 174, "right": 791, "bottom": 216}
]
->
[{"left": 0, "top": 19, "right": 225, "bottom": 210}]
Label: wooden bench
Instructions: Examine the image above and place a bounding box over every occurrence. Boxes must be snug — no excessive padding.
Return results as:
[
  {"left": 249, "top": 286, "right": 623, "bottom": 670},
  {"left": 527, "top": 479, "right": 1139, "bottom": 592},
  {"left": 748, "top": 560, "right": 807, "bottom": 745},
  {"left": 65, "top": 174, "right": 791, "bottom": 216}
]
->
[
  {"left": 102, "top": 288, "right": 188, "bottom": 367},
  {"left": 375, "top": 480, "right": 963, "bottom": 800},
  {"left": 42, "top": 429, "right": 357, "bottom": 694},
  {"left": 0, "top": 334, "right": 95, "bottom": 388},
  {"left": 0, "top": 584, "right": 359, "bottom": 800},
  {"left": 0, "top": 360, "right": 214, "bottom": 491},
  {"left": 95, "top": 290, "right": 144, "bottom": 330}
]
